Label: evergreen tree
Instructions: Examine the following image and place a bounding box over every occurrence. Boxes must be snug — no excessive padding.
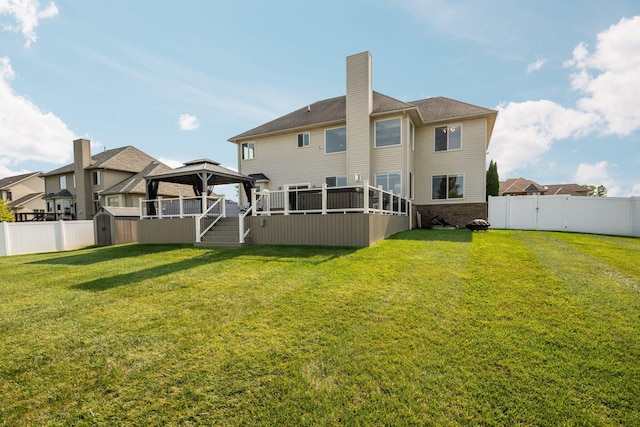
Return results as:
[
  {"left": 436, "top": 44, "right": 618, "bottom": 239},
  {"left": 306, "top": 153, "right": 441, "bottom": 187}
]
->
[
  {"left": 486, "top": 160, "right": 500, "bottom": 200},
  {"left": 0, "top": 199, "right": 15, "bottom": 222}
]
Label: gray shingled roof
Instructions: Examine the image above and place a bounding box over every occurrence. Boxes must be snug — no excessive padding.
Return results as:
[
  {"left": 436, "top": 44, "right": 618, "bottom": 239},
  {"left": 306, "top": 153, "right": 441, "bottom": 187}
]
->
[
  {"left": 228, "top": 91, "right": 496, "bottom": 142},
  {"left": 7, "top": 192, "right": 45, "bottom": 208},
  {"left": 101, "top": 162, "right": 193, "bottom": 197},
  {"left": 42, "top": 146, "right": 160, "bottom": 176},
  {"left": 0, "top": 172, "right": 42, "bottom": 189}
]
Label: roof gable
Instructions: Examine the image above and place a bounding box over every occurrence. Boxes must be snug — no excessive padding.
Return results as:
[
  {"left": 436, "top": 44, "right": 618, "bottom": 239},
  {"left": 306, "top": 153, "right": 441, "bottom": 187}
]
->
[
  {"left": 43, "top": 146, "right": 161, "bottom": 176},
  {"left": 0, "top": 172, "right": 42, "bottom": 189},
  {"left": 229, "top": 92, "right": 496, "bottom": 142}
]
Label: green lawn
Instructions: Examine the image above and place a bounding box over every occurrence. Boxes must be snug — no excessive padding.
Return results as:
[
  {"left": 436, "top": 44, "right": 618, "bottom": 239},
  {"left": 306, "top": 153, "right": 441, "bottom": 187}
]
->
[{"left": 1, "top": 230, "right": 639, "bottom": 426}]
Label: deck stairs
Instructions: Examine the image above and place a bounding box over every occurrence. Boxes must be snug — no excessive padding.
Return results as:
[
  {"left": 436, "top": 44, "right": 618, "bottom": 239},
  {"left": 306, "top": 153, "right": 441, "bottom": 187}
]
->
[{"left": 194, "top": 217, "right": 248, "bottom": 248}]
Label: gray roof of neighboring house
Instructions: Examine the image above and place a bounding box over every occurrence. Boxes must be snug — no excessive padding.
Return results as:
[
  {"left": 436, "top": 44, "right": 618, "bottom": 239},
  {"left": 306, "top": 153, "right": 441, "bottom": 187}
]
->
[
  {"left": 500, "top": 178, "right": 546, "bottom": 195},
  {"left": 145, "top": 159, "right": 255, "bottom": 186},
  {"left": 98, "top": 206, "right": 141, "bottom": 217},
  {"left": 544, "top": 184, "right": 589, "bottom": 196},
  {"left": 44, "top": 189, "right": 74, "bottom": 199},
  {"left": 228, "top": 91, "right": 497, "bottom": 142},
  {"left": 42, "top": 146, "right": 160, "bottom": 176},
  {"left": 0, "top": 172, "right": 42, "bottom": 189},
  {"left": 100, "top": 162, "right": 193, "bottom": 197},
  {"left": 7, "top": 192, "right": 45, "bottom": 208}
]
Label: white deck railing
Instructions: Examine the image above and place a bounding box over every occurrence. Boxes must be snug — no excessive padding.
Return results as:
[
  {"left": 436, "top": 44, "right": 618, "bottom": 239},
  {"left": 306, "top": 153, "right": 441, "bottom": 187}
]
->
[
  {"left": 140, "top": 195, "right": 221, "bottom": 219},
  {"left": 250, "top": 181, "right": 411, "bottom": 217}
]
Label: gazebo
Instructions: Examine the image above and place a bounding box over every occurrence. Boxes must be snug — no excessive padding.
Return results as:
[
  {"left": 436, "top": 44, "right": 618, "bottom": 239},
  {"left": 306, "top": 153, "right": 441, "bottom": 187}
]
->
[{"left": 144, "top": 159, "right": 255, "bottom": 216}]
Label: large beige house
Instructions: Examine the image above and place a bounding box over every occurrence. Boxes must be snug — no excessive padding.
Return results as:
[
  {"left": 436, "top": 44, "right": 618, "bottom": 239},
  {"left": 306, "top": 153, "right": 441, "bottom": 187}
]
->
[
  {"left": 42, "top": 139, "right": 191, "bottom": 220},
  {"left": 0, "top": 172, "right": 46, "bottom": 220},
  {"left": 229, "top": 51, "right": 497, "bottom": 226}
]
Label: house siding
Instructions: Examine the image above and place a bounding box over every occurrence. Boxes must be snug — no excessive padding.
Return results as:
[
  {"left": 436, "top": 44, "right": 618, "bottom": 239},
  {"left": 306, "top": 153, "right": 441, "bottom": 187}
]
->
[
  {"left": 238, "top": 127, "right": 347, "bottom": 201},
  {"left": 414, "top": 117, "right": 487, "bottom": 205}
]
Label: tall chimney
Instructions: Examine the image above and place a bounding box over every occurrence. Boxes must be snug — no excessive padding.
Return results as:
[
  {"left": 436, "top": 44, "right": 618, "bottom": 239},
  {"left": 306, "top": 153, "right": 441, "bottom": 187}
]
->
[
  {"left": 73, "top": 138, "right": 92, "bottom": 220},
  {"left": 346, "top": 51, "right": 373, "bottom": 185}
]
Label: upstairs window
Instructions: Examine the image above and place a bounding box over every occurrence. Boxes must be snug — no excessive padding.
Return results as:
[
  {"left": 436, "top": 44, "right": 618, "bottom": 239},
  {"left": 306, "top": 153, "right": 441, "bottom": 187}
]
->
[
  {"left": 297, "top": 132, "right": 310, "bottom": 148},
  {"left": 242, "top": 142, "right": 255, "bottom": 160},
  {"left": 375, "top": 118, "right": 401, "bottom": 147},
  {"left": 325, "top": 127, "right": 347, "bottom": 153},
  {"left": 432, "top": 174, "right": 464, "bottom": 200},
  {"left": 326, "top": 176, "right": 347, "bottom": 187},
  {"left": 6, "top": 191, "right": 12, "bottom": 201},
  {"left": 91, "top": 170, "right": 101, "bottom": 186},
  {"left": 435, "top": 124, "right": 462, "bottom": 152},
  {"left": 60, "top": 176, "right": 67, "bottom": 190}
]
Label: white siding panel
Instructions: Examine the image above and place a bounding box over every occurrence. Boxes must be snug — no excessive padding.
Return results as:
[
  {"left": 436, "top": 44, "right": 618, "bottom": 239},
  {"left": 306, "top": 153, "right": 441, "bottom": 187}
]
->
[
  {"left": 239, "top": 128, "right": 347, "bottom": 199},
  {"left": 414, "top": 118, "right": 487, "bottom": 204}
]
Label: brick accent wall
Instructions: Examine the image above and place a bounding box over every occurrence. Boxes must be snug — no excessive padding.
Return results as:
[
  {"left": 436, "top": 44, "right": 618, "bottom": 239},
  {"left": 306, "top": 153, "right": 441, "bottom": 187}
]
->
[{"left": 413, "top": 203, "right": 488, "bottom": 229}]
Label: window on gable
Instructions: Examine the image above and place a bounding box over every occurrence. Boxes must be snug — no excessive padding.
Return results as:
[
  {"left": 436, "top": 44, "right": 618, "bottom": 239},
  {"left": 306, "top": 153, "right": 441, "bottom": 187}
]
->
[
  {"left": 375, "top": 172, "right": 402, "bottom": 195},
  {"left": 435, "top": 124, "right": 462, "bottom": 152},
  {"left": 297, "top": 132, "right": 310, "bottom": 148},
  {"left": 6, "top": 191, "right": 12, "bottom": 201},
  {"left": 60, "top": 176, "right": 67, "bottom": 190},
  {"left": 375, "top": 118, "right": 401, "bottom": 147},
  {"left": 91, "top": 170, "right": 101, "bottom": 186},
  {"left": 326, "top": 176, "right": 347, "bottom": 187},
  {"left": 432, "top": 174, "right": 464, "bottom": 200},
  {"left": 242, "top": 142, "right": 255, "bottom": 160},
  {"left": 325, "top": 127, "right": 347, "bottom": 153}
]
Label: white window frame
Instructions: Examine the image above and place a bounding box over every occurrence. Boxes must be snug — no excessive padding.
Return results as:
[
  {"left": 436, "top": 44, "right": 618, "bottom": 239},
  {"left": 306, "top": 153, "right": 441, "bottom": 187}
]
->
[
  {"left": 284, "top": 183, "right": 311, "bottom": 190},
  {"left": 297, "top": 132, "right": 310, "bottom": 148},
  {"left": 59, "top": 176, "right": 67, "bottom": 190},
  {"left": 431, "top": 173, "right": 465, "bottom": 200},
  {"left": 324, "top": 126, "right": 347, "bottom": 154},
  {"left": 374, "top": 117, "right": 402, "bottom": 148},
  {"left": 106, "top": 195, "right": 121, "bottom": 207},
  {"left": 375, "top": 171, "right": 402, "bottom": 195},
  {"left": 91, "top": 170, "right": 101, "bottom": 186},
  {"left": 410, "top": 121, "right": 415, "bottom": 151},
  {"left": 434, "top": 123, "right": 463, "bottom": 152},
  {"left": 241, "top": 142, "right": 255, "bottom": 160}
]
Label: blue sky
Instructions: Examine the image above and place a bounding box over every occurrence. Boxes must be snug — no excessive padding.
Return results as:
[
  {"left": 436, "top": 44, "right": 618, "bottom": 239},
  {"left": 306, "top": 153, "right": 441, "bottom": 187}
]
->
[{"left": 1, "top": 0, "right": 639, "bottom": 199}]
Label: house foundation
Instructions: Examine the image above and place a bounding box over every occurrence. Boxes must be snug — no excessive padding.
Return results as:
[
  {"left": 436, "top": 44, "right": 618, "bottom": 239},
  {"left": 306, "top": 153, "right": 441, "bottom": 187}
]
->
[{"left": 414, "top": 203, "right": 488, "bottom": 229}]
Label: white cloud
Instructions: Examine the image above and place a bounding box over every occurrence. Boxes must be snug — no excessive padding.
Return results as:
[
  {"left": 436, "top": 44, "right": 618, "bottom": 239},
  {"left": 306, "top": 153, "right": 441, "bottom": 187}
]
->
[
  {"left": 527, "top": 58, "right": 547, "bottom": 74},
  {"left": 630, "top": 183, "right": 640, "bottom": 196},
  {"left": 490, "top": 16, "right": 640, "bottom": 176},
  {"left": 0, "top": 0, "right": 58, "bottom": 47},
  {"left": 565, "top": 16, "right": 640, "bottom": 136},
  {"left": 490, "top": 100, "right": 598, "bottom": 175},
  {"left": 0, "top": 56, "right": 75, "bottom": 167},
  {"left": 178, "top": 113, "right": 199, "bottom": 131},
  {"left": 573, "top": 161, "right": 624, "bottom": 196}
]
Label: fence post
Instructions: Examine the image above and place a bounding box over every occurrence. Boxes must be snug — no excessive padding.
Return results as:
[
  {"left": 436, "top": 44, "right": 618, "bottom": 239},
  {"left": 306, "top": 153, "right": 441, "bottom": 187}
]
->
[
  {"left": 363, "top": 180, "right": 369, "bottom": 214},
  {"left": 56, "top": 220, "right": 66, "bottom": 251},
  {"left": 321, "top": 183, "right": 327, "bottom": 215},
  {"left": 251, "top": 188, "right": 257, "bottom": 216},
  {"left": 284, "top": 186, "right": 289, "bottom": 215},
  {"left": 1, "top": 222, "right": 10, "bottom": 256},
  {"left": 179, "top": 195, "right": 184, "bottom": 218}
]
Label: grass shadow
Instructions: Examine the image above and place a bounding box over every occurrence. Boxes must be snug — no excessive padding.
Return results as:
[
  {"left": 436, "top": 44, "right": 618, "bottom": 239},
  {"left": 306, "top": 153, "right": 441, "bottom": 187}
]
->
[
  {"left": 389, "top": 228, "right": 474, "bottom": 243},
  {"left": 28, "top": 243, "right": 189, "bottom": 266},
  {"left": 71, "top": 244, "right": 357, "bottom": 292}
]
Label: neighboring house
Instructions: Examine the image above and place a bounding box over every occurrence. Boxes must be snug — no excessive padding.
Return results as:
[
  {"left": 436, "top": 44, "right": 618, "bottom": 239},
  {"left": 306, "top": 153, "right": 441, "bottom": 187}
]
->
[
  {"left": 0, "top": 172, "right": 46, "bottom": 220},
  {"left": 500, "top": 178, "right": 588, "bottom": 197},
  {"left": 42, "top": 139, "right": 192, "bottom": 220},
  {"left": 228, "top": 51, "right": 498, "bottom": 226}
]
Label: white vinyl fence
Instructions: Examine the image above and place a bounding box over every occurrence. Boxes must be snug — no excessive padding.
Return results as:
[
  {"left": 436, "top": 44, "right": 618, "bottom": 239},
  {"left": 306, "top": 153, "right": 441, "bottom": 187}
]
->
[
  {"left": 0, "top": 221, "right": 95, "bottom": 257},
  {"left": 488, "top": 195, "right": 640, "bottom": 237}
]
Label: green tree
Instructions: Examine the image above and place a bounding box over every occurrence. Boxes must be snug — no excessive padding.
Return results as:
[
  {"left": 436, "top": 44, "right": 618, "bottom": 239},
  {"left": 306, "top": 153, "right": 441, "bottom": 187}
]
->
[
  {"left": 486, "top": 159, "right": 500, "bottom": 200},
  {"left": 587, "top": 184, "right": 607, "bottom": 197},
  {"left": 0, "top": 199, "right": 15, "bottom": 222}
]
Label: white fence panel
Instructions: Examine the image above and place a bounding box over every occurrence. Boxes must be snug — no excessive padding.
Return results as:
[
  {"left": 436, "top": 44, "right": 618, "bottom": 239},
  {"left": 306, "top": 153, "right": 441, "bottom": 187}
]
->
[
  {"left": 567, "top": 197, "right": 634, "bottom": 236},
  {"left": 489, "top": 196, "right": 640, "bottom": 237},
  {"left": 0, "top": 221, "right": 95, "bottom": 256}
]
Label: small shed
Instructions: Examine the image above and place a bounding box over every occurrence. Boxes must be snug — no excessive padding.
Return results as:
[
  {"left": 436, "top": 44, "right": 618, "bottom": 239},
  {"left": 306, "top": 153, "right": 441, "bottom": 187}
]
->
[{"left": 94, "top": 206, "right": 140, "bottom": 246}]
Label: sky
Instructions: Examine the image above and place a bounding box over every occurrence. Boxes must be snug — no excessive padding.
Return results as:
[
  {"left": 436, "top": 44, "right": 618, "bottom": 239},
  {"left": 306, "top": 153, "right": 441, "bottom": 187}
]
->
[{"left": 1, "top": 0, "right": 639, "bottom": 199}]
